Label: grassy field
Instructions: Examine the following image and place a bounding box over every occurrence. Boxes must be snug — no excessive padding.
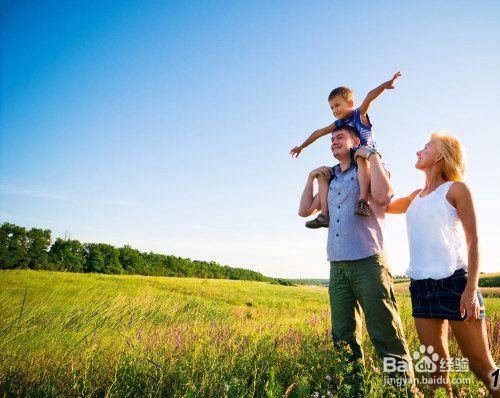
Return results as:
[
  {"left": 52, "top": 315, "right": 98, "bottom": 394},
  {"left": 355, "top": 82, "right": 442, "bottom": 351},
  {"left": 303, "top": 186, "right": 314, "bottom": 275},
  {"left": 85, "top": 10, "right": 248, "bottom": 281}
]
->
[{"left": 1, "top": 270, "right": 499, "bottom": 397}]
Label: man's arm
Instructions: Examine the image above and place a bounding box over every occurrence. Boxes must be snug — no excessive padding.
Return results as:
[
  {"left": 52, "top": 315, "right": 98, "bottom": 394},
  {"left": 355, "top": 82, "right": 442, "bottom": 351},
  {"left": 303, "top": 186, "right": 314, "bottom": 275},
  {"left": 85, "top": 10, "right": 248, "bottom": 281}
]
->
[
  {"left": 358, "top": 71, "right": 401, "bottom": 124},
  {"left": 368, "top": 154, "right": 393, "bottom": 207},
  {"left": 298, "top": 167, "right": 330, "bottom": 216},
  {"left": 291, "top": 123, "right": 335, "bottom": 158}
]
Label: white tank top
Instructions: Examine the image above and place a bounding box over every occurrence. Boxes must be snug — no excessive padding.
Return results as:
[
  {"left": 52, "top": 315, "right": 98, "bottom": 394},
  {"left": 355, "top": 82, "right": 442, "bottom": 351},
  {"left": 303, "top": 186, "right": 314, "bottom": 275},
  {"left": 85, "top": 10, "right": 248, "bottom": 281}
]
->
[{"left": 405, "top": 181, "right": 467, "bottom": 280}]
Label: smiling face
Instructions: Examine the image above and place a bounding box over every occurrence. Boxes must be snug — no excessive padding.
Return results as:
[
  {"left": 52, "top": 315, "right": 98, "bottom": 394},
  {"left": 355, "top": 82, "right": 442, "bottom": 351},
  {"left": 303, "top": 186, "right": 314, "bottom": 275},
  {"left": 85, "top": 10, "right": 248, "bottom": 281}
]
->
[
  {"left": 415, "top": 138, "right": 443, "bottom": 170},
  {"left": 329, "top": 95, "right": 354, "bottom": 120},
  {"left": 331, "top": 127, "right": 360, "bottom": 159}
]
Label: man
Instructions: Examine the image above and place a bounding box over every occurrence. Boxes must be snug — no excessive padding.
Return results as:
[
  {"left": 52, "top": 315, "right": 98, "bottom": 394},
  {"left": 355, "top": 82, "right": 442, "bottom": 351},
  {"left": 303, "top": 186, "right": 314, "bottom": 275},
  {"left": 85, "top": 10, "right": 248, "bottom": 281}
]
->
[{"left": 298, "top": 124, "right": 415, "bottom": 390}]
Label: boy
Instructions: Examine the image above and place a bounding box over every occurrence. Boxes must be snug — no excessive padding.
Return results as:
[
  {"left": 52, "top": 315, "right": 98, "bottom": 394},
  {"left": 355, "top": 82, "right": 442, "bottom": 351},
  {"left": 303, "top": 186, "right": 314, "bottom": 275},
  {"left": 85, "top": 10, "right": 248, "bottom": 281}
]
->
[{"left": 290, "top": 71, "right": 401, "bottom": 228}]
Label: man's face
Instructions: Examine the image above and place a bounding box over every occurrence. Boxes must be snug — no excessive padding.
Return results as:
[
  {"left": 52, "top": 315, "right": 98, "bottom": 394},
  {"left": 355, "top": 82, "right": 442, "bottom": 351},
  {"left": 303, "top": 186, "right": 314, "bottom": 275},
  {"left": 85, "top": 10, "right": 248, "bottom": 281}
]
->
[
  {"left": 331, "top": 129, "right": 359, "bottom": 159},
  {"left": 329, "top": 95, "right": 354, "bottom": 120}
]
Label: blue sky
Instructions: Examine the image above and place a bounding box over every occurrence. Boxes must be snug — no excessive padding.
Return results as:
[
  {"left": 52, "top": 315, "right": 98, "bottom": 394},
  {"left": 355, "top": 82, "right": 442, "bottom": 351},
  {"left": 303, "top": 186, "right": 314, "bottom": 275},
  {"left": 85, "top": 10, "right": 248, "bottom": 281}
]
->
[{"left": 1, "top": 0, "right": 500, "bottom": 278}]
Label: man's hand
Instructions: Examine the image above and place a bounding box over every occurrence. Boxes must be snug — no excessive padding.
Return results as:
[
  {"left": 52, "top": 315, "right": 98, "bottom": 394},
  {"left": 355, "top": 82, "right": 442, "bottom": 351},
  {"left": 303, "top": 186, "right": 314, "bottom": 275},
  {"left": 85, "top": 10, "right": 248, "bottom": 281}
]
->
[
  {"left": 382, "top": 71, "right": 402, "bottom": 90},
  {"left": 290, "top": 146, "right": 303, "bottom": 157},
  {"left": 309, "top": 166, "right": 331, "bottom": 180}
]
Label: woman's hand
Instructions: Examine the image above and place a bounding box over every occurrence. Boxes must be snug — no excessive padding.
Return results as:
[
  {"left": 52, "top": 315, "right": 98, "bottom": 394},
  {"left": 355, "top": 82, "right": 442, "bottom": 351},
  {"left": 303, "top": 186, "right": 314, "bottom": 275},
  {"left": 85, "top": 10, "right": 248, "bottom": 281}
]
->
[
  {"left": 309, "top": 166, "right": 331, "bottom": 180},
  {"left": 460, "top": 285, "right": 480, "bottom": 322}
]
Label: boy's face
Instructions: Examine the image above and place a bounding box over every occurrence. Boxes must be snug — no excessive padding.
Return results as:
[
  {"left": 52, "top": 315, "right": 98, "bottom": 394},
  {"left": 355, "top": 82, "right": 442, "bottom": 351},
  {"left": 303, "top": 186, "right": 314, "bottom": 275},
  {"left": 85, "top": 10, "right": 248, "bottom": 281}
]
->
[{"left": 329, "top": 95, "right": 354, "bottom": 120}]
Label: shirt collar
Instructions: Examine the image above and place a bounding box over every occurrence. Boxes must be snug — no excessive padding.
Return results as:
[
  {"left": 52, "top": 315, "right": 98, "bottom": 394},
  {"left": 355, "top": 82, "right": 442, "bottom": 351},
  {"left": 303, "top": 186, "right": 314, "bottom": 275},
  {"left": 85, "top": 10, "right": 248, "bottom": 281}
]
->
[{"left": 332, "top": 162, "right": 356, "bottom": 179}]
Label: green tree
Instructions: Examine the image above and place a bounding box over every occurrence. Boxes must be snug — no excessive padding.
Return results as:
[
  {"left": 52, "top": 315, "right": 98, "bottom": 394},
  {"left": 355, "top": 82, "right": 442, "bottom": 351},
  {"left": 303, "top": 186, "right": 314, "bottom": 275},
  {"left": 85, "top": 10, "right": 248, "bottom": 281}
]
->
[
  {"left": 119, "top": 245, "right": 145, "bottom": 275},
  {"left": 85, "top": 243, "right": 122, "bottom": 274},
  {"left": 27, "top": 228, "right": 52, "bottom": 270},
  {"left": 1, "top": 222, "right": 275, "bottom": 283},
  {"left": 49, "top": 238, "right": 85, "bottom": 272},
  {"left": 85, "top": 243, "right": 105, "bottom": 273},
  {"left": 0, "top": 223, "right": 29, "bottom": 269}
]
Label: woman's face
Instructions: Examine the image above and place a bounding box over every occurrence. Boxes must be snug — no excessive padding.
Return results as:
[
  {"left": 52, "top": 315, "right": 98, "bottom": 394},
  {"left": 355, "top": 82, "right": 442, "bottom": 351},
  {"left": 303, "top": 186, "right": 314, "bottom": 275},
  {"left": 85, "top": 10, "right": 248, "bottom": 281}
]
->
[{"left": 416, "top": 138, "right": 441, "bottom": 170}]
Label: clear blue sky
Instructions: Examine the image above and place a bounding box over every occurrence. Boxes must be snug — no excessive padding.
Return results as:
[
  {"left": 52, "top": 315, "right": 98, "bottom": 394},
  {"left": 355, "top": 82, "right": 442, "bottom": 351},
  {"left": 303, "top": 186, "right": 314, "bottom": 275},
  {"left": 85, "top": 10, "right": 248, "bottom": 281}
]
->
[{"left": 1, "top": 1, "right": 500, "bottom": 278}]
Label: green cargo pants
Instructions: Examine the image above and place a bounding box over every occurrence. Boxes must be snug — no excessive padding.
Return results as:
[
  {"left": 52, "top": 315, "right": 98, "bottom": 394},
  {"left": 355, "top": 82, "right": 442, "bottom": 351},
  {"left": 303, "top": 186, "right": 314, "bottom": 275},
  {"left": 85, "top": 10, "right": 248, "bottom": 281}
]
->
[{"left": 329, "top": 253, "right": 414, "bottom": 380}]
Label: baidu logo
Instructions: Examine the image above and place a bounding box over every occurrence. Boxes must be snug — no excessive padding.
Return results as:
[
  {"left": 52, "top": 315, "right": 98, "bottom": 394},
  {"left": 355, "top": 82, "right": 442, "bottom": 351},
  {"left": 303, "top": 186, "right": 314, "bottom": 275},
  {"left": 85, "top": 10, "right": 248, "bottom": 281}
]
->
[
  {"left": 383, "top": 344, "right": 472, "bottom": 387},
  {"left": 413, "top": 344, "right": 439, "bottom": 373}
]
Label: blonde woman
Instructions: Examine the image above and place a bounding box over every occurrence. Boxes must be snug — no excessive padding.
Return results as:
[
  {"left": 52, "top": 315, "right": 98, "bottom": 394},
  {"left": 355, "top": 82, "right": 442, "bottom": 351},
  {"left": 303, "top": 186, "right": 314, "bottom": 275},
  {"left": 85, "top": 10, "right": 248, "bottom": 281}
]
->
[{"left": 387, "top": 133, "right": 499, "bottom": 397}]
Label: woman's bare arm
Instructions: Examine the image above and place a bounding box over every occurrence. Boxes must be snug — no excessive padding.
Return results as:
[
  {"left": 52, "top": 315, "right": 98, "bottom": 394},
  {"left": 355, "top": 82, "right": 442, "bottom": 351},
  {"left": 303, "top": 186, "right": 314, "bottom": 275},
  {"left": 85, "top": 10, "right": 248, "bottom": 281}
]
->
[
  {"left": 386, "top": 189, "right": 420, "bottom": 214},
  {"left": 447, "top": 181, "right": 480, "bottom": 321}
]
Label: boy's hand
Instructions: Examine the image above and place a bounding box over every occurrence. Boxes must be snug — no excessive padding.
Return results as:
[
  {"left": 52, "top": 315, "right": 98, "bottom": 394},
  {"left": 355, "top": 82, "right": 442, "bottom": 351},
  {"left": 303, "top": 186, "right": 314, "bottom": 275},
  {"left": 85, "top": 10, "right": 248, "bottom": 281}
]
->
[
  {"left": 309, "top": 166, "right": 331, "bottom": 179},
  {"left": 382, "top": 71, "right": 402, "bottom": 89},
  {"left": 290, "top": 146, "right": 302, "bottom": 157}
]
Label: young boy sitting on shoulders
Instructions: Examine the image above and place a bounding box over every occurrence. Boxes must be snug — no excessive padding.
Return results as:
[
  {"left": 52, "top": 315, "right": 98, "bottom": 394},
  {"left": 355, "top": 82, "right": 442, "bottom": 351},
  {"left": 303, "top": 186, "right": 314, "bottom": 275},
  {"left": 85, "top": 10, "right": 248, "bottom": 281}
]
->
[{"left": 291, "top": 71, "right": 401, "bottom": 228}]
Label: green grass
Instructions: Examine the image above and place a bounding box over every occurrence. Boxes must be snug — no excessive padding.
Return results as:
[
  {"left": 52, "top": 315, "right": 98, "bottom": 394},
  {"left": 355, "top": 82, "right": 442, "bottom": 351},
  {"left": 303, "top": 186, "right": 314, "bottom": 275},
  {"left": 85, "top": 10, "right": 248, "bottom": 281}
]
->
[
  {"left": 1, "top": 270, "right": 499, "bottom": 397},
  {"left": 289, "top": 272, "right": 500, "bottom": 289},
  {"left": 479, "top": 273, "right": 500, "bottom": 288}
]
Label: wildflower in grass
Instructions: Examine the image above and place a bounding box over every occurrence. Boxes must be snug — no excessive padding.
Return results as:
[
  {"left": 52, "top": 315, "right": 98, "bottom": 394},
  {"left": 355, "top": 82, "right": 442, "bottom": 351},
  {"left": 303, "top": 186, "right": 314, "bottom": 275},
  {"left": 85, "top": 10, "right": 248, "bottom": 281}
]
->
[
  {"left": 486, "top": 317, "right": 492, "bottom": 349},
  {"left": 173, "top": 329, "right": 183, "bottom": 350},
  {"left": 311, "top": 392, "right": 319, "bottom": 398},
  {"left": 494, "top": 321, "right": 500, "bottom": 343},
  {"left": 325, "top": 374, "right": 331, "bottom": 381},
  {"left": 224, "top": 383, "right": 229, "bottom": 392},
  {"left": 478, "top": 387, "right": 487, "bottom": 396}
]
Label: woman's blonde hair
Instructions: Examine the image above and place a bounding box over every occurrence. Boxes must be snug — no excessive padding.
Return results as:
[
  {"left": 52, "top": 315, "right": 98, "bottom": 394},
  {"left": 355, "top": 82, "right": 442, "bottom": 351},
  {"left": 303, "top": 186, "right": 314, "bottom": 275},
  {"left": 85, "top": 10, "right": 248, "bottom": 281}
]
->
[{"left": 430, "top": 132, "right": 466, "bottom": 181}]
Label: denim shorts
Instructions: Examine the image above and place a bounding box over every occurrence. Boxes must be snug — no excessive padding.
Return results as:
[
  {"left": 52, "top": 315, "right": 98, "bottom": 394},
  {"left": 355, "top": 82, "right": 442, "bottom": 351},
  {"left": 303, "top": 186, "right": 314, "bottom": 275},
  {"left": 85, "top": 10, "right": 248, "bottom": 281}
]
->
[{"left": 409, "top": 267, "right": 486, "bottom": 321}]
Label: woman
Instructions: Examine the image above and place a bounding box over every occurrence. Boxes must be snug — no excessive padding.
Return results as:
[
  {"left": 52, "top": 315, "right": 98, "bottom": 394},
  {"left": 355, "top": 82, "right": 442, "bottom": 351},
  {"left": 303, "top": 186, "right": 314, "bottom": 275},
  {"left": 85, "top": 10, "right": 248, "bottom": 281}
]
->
[{"left": 387, "top": 133, "right": 499, "bottom": 397}]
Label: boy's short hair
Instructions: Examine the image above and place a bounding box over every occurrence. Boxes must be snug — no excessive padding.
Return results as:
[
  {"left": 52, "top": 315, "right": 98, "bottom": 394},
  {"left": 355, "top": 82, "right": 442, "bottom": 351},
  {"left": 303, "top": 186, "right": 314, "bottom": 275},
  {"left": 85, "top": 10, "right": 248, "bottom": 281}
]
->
[
  {"left": 328, "top": 86, "right": 353, "bottom": 102},
  {"left": 332, "top": 124, "right": 359, "bottom": 141}
]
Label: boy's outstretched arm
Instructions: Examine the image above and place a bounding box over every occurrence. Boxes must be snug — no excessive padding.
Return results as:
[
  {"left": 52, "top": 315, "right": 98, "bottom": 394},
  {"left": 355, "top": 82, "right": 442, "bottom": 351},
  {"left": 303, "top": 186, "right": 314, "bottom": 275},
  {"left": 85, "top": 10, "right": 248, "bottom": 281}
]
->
[
  {"left": 290, "top": 123, "right": 334, "bottom": 157},
  {"left": 358, "top": 71, "right": 401, "bottom": 124}
]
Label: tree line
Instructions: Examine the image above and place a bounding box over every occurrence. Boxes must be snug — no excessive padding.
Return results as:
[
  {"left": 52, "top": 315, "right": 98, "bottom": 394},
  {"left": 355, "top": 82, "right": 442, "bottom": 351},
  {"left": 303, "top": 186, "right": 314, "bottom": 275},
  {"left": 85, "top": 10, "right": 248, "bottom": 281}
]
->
[{"left": 0, "top": 222, "right": 292, "bottom": 285}]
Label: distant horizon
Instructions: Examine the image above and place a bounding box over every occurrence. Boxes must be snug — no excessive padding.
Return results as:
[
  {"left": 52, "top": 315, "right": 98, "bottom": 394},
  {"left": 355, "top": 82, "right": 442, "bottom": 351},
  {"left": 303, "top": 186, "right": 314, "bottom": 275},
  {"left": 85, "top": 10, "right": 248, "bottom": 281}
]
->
[
  {"left": 2, "top": 1, "right": 500, "bottom": 278},
  {"left": 2, "top": 219, "right": 499, "bottom": 281}
]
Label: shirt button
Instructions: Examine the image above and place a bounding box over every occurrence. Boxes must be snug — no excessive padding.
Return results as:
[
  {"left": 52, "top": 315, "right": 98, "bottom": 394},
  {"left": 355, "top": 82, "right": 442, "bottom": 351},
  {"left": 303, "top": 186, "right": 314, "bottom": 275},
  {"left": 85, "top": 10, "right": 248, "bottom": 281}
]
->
[
  {"left": 338, "top": 192, "right": 340, "bottom": 195},
  {"left": 337, "top": 206, "right": 340, "bottom": 209},
  {"left": 336, "top": 219, "right": 339, "bottom": 222},
  {"left": 336, "top": 233, "right": 339, "bottom": 237}
]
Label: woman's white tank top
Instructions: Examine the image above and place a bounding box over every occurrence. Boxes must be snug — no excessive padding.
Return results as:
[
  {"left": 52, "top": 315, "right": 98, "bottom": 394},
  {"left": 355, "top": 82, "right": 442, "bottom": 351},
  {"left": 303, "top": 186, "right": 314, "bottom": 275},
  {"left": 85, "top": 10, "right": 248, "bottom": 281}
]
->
[{"left": 405, "top": 181, "right": 467, "bottom": 280}]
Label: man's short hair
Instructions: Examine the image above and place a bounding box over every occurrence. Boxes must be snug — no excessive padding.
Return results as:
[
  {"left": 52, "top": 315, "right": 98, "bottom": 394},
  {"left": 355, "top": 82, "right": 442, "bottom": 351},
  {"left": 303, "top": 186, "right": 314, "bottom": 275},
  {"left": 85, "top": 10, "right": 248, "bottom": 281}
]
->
[
  {"left": 328, "top": 86, "right": 353, "bottom": 102},
  {"left": 332, "top": 124, "right": 359, "bottom": 141}
]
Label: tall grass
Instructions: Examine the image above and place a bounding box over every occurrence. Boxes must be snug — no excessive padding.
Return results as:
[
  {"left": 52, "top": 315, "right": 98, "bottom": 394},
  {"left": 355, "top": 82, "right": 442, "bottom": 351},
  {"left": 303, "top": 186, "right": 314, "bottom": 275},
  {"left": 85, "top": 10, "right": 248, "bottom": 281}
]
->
[{"left": 1, "top": 270, "right": 499, "bottom": 397}]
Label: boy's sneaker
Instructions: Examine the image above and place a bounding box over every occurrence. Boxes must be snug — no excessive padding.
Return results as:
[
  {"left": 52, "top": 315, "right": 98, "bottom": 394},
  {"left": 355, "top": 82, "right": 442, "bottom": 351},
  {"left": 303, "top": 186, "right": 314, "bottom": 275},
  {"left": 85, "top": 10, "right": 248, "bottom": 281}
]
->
[
  {"left": 354, "top": 200, "right": 371, "bottom": 217},
  {"left": 305, "top": 214, "right": 329, "bottom": 229}
]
